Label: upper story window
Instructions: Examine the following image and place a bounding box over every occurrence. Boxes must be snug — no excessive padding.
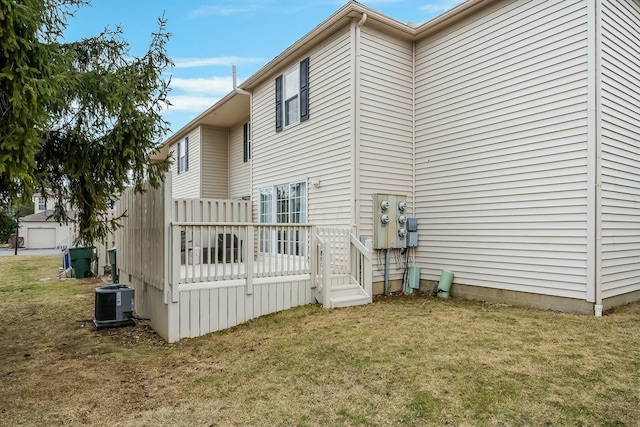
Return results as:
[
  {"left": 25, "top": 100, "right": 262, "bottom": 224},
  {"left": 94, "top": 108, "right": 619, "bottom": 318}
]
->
[
  {"left": 243, "top": 123, "right": 251, "bottom": 163},
  {"left": 38, "top": 197, "right": 46, "bottom": 211},
  {"left": 177, "top": 137, "right": 189, "bottom": 174},
  {"left": 275, "top": 57, "right": 309, "bottom": 132}
]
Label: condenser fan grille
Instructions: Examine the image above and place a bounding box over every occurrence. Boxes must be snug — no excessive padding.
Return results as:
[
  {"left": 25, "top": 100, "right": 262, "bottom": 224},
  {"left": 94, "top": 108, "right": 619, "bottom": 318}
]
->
[{"left": 95, "top": 292, "right": 116, "bottom": 321}]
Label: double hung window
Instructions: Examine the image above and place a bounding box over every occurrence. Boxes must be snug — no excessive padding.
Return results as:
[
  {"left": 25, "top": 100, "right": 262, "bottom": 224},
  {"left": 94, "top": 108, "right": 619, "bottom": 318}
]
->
[
  {"left": 177, "top": 137, "right": 189, "bottom": 174},
  {"left": 275, "top": 58, "right": 309, "bottom": 132}
]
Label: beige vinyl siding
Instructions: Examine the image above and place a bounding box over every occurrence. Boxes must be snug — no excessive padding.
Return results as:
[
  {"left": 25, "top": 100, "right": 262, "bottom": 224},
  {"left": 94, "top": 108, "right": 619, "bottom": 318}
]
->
[
  {"left": 414, "top": 0, "right": 590, "bottom": 299},
  {"left": 252, "top": 26, "right": 352, "bottom": 225},
  {"left": 229, "top": 122, "right": 251, "bottom": 199},
  {"left": 201, "top": 126, "right": 229, "bottom": 199},
  {"left": 600, "top": 0, "right": 640, "bottom": 298},
  {"left": 359, "top": 26, "right": 414, "bottom": 283},
  {"left": 171, "top": 127, "right": 201, "bottom": 198}
]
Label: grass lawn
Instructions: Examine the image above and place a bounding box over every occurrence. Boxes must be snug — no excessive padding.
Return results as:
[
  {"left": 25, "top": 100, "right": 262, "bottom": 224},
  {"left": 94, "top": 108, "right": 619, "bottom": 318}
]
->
[{"left": 1, "top": 255, "right": 639, "bottom": 426}]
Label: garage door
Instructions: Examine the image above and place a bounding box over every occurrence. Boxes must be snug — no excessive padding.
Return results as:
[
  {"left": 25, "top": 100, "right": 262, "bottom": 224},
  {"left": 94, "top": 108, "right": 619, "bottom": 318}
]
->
[{"left": 27, "top": 228, "right": 56, "bottom": 249}]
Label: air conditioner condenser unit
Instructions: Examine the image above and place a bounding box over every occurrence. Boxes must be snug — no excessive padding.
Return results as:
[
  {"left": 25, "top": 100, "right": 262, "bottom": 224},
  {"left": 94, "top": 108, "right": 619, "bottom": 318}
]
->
[{"left": 93, "top": 284, "right": 135, "bottom": 330}]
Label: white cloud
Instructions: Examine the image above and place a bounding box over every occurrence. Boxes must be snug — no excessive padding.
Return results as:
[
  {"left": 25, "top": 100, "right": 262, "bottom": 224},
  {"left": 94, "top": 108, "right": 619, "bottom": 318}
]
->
[
  {"left": 173, "top": 56, "right": 265, "bottom": 68},
  {"left": 166, "top": 95, "right": 220, "bottom": 112},
  {"left": 171, "top": 76, "right": 234, "bottom": 96},
  {"left": 189, "top": 5, "right": 257, "bottom": 18},
  {"left": 188, "top": 1, "right": 271, "bottom": 18},
  {"left": 420, "top": 0, "right": 464, "bottom": 15}
]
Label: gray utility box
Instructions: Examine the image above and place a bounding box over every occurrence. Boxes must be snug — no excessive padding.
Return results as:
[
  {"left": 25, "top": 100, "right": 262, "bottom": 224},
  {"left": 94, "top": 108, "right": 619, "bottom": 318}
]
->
[
  {"left": 93, "top": 284, "right": 135, "bottom": 330},
  {"left": 373, "top": 194, "right": 408, "bottom": 249}
]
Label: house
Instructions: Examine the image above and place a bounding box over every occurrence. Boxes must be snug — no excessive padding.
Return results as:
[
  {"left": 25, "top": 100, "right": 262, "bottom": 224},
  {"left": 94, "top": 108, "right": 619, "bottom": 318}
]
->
[
  {"left": 18, "top": 195, "right": 77, "bottom": 249},
  {"left": 32, "top": 194, "right": 56, "bottom": 214},
  {"left": 20, "top": 210, "right": 76, "bottom": 249},
  {"left": 120, "top": 0, "right": 640, "bottom": 341}
]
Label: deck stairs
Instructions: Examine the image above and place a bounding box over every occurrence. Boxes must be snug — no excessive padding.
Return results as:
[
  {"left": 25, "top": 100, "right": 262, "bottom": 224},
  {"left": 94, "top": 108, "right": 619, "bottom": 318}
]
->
[
  {"left": 316, "top": 273, "right": 372, "bottom": 309},
  {"left": 314, "top": 230, "right": 373, "bottom": 309},
  {"left": 326, "top": 275, "right": 371, "bottom": 308}
]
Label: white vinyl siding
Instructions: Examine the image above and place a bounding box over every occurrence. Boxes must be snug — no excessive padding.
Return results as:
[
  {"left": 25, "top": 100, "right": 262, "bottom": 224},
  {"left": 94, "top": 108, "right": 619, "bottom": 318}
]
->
[
  {"left": 229, "top": 122, "right": 251, "bottom": 199},
  {"left": 414, "top": 0, "right": 590, "bottom": 299},
  {"left": 201, "top": 126, "right": 229, "bottom": 199},
  {"left": 252, "top": 26, "right": 352, "bottom": 226},
  {"left": 359, "top": 26, "right": 415, "bottom": 283},
  {"left": 599, "top": 0, "right": 640, "bottom": 299},
  {"left": 171, "top": 127, "right": 201, "bottom": 198}
]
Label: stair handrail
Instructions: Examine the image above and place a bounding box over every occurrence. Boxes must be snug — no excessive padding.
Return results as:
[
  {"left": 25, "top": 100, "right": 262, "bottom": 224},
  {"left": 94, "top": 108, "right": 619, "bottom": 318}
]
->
[
  {"left": 349, "top": 234, "right": 373, "bottom": 301},
  {"left": 314, "top": 234, "right": 331, "bottom": 307}
]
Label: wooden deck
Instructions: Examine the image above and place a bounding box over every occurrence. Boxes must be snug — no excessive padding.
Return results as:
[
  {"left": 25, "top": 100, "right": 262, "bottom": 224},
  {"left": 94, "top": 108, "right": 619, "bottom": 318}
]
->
[{"left": 116, "top": 175, "right": 372, "bottom": 342}]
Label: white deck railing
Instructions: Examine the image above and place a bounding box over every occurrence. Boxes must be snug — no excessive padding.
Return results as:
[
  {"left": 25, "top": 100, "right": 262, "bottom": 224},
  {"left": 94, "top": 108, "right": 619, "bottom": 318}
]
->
[
  {"left": 350, "top": 234, "right": 373, "bottom": 298},
  {"left": 314, "top": 234, "right": 331, "bottom": 307},
  {"left": 171, "top": 222, "right": 315, "bottom": 285}
]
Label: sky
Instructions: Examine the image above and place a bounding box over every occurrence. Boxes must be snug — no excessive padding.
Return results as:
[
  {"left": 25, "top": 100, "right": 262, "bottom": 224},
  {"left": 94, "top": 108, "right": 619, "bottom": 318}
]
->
[{"left": 62, "top": 0, "right": 464, "bottom": 137}]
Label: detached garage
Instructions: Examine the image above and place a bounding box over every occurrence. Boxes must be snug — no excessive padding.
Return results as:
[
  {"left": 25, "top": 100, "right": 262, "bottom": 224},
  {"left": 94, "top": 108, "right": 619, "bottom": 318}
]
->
[
  {"left": 20, "top": 210, "right": 77, "bottom": 249},
  {"left": 27, "top": 228, "right": 56, "bottom": 249}
]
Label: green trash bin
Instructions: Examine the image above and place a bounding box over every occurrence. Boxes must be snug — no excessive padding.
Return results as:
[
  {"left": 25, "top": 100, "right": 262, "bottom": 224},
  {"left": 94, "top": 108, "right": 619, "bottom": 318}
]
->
[
  {"left": 69, "top": 247, "right": 94, "bottom": 279},
  {"left": 107, "top": 247, "right": 118, "bottom": 283}
]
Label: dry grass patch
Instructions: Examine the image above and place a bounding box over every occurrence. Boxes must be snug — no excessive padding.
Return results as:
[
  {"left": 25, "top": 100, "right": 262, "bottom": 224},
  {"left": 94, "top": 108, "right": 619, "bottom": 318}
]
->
[{"left": 1, "top": 255, "right": 640, "bottom": 426}]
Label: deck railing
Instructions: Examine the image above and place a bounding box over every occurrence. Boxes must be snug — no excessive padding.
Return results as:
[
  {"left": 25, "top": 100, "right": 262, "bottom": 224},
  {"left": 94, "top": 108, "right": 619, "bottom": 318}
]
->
[
  {"left": 314, "top": 234, "right": 332, "bottom": 307},
  {"left": 350, "top": 234, "right": 373, "bottom": 298},
  {"left": 171, "top": 222, "right": 315, "bottom": 285}
]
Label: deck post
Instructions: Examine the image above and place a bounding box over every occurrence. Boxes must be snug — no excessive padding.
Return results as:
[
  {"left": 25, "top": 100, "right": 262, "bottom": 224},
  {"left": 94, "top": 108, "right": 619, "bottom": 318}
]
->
[
  {"left": 163, "top": 172, "right": 172, "bottom": 304},
  {"left": 171, "top": 224, "right": 180, "bottom": 303},
  {"left": 322, "top": 239, "right": 331, "bottom": 308},
  {"left": 364, "top": 239, "right": 373, "bottom": 300},
  {"left": 246, "top": 225, "right": 254, "bottom": 295},
  {"left": 310, "top": 226, "right": 317, "bottom": 290}
]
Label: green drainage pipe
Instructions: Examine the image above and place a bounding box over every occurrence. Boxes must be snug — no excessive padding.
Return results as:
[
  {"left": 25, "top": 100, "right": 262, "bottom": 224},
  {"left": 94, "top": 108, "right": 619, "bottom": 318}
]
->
[
  {"left": 436, "top": 270, "right": 454, "bottom": 299},
  {"left": 406, "top": 266, "right": 421, "bottom": 294}
]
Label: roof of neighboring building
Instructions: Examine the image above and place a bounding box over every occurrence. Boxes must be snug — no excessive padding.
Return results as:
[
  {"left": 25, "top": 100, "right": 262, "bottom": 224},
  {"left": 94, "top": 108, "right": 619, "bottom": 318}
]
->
[{"left": 21, "top": 210, "right": 78, "bottom": 223}]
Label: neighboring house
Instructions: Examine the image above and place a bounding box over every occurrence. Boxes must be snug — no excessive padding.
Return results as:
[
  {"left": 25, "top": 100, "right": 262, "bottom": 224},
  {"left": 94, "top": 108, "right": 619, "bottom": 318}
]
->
[
  {"left": 20, "top": 210, "right": 77, "bottom": 249},
  {"left": 144, "top": 0, "right": 638, "bottom": 332},
  {"left": 32, "top": 194, "right": 56, "bottom": 214}
]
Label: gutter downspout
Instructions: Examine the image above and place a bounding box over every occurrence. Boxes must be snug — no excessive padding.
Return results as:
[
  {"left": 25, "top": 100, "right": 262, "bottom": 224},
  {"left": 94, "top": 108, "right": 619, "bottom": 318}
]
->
[
  {"left": 232, "top": 65, "right": 251, "bottom": 96},
  {"left": 586, "top": 1, "right": 603, "bottom": 316},
  {"left": 233, "top": 65, "right": 253, "bottom": 209},
  {"left": 351, "top": 13, "right": 367, "bottom": 235},
  {"left": 586, "top": 0, "right": 602, "bottom": 316},
  {"left": 412, "top": 41, "right": 416, "bottom": 237},
  {"left": 593, "top": 0, "right": 603, "bottom": 316}
]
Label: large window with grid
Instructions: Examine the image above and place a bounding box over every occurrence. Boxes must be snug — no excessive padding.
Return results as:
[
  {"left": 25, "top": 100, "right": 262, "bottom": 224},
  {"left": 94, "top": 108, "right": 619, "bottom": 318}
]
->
[{"left": 259, "top": 180, "right": 307, "bottom": 255}]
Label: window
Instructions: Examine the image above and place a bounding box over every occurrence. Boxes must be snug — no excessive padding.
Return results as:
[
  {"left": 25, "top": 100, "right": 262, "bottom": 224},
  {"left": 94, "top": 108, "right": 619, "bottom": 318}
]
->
[
  {"left": 259, "top": 180, "right": 307, "bottom": 255},
  {"left": 177, "top": 137, "right": 189, "bottom": 174},
  {"left": 275, "top": 57, "right": 309, "bottom": 132},
  {"left": 38, "top": 197, "right": 46, "bottom": 211},
  {"left": 260, "top": 181, "right": 307, "bottom": 225},
  {"left": 243, "top": 123, "right": 251, "bottom": 163}
]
